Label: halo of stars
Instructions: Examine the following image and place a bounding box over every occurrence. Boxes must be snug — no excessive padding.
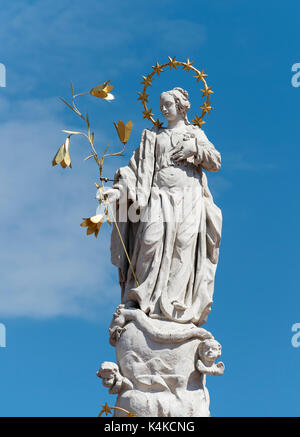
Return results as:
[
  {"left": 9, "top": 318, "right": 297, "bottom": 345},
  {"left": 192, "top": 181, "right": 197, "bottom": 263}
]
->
[{"left": 138, "top": 56, "right": 214, "bottom": 128}]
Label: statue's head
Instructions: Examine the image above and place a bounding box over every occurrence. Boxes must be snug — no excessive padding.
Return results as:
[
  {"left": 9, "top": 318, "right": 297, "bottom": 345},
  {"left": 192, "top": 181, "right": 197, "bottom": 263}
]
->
[
  {"left": 160, "top": 87, "right": 191, "bottom": 124},
  {"left": 198, "top": 339, "right": 222, "bottom": 364}
]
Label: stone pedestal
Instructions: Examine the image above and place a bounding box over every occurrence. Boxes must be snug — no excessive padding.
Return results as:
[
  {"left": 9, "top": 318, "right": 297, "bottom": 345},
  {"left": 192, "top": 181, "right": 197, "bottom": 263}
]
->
[{"left": 97, "top": 306, "right": 224, "bottom": 417}]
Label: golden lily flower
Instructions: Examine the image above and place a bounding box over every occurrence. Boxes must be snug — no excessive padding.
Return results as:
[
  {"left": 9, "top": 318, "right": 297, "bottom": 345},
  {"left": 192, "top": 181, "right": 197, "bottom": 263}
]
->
[
  {"left": 80, "top": 205, "right": 111, "bottom": 238},
  {"left": 80, "top": 214, "right": 106, "bottom": 238},
  {"left": 113, "top": 120, "right": 133, "bottom": 144},
  {"left": 90, "top": 81, "right": 115, "bottom": 100},
  {"left": 52, "top": 136, "right": 71, "bottom": 168}
]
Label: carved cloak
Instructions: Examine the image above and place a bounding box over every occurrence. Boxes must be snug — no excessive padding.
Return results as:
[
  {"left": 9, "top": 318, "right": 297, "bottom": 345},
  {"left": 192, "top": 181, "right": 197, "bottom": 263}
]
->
[{"left": 110, "top": 127, "right": 222, "bottom": 326}]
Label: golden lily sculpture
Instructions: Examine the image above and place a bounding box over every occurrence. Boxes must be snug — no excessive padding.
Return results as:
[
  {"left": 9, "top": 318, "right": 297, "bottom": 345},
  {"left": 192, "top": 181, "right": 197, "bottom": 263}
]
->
[
  {"left": 90, "top": 80, "right": 115, "bottom": 100},
  {"left": 80, "top": 214, "right": 106, "bottom": 238},
  {"left": 52, "top": 136, "right": 72, "bottom": 168},
  {"left": 52, "top": 80, "right": 132, "bottom": 239},
  {"left": 114, "top": 120, "right": 133, "bottom": 145}
]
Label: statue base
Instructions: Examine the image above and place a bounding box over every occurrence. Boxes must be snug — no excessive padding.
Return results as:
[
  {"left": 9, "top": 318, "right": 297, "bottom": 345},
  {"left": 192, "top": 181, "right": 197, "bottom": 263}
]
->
[{"left": 97, "top": 305, "right": 224, "bottom": 417}]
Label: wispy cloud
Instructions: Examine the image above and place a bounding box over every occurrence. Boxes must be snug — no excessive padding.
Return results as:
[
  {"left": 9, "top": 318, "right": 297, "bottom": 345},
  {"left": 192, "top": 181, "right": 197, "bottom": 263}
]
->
[
  {"left": 0, "top": 97, "right": 120, "bottom": 318},
  {"left": 0, "top": 1, "right": 206, "bottom": 96}
]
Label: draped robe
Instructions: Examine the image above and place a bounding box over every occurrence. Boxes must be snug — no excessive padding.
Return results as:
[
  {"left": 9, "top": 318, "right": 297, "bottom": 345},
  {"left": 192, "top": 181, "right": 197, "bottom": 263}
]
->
[{"left": 110, "top": 125, "right": 222, "bottom": 326}]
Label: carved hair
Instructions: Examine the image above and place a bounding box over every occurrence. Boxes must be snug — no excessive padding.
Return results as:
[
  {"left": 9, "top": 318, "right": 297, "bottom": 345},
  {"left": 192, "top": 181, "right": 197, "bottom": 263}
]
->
[{"left": 164, "top": 87, "right": 191, "bottom": 125}]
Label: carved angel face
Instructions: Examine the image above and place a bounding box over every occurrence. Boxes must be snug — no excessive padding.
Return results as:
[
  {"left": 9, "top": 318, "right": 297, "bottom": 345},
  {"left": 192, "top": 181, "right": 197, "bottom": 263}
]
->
[
  {"left": 199, "top": 339, "right": 221, "bottom": 363},
  {"left": 160, "top": 93, "right": 180, "bottom": 122}
]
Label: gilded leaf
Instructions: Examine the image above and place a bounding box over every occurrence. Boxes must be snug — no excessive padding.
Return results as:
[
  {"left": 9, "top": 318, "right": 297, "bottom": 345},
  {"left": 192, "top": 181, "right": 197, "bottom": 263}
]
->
[
  {"left": 62, "top": 130, "right": 82, "bottom": 135},
  {"left": 64, "top": 150, "right": 71, "bottom": 167},
  {"left": 52, "top": 144, "right": 65, "bottom": 166},
  {"left": 59, "top": 97, "right": 77, "bottom": 114}
]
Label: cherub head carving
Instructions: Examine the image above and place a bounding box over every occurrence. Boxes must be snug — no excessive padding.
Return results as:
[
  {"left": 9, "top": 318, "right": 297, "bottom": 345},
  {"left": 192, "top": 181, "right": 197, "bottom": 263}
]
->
[
  {"left": 97, "top": 361, "right": 119, "bottom": 386},
  {"left": 198, "top": 339, "right": 222, "bottom": 367}
]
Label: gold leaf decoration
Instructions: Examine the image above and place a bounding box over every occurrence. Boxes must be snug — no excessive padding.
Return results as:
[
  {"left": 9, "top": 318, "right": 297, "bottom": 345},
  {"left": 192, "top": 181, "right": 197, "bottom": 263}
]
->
[
  {"left": 192, "top": 115, "right": 206, "bottom": 128},
  {"left": 200, "top": 102, "right": 212, "bottom": 114},
  {"left": 138, "top": 57, "right": 213, "bottom": 129},
  {"left": 152, "top": 62, "right": 164, "bottom": 76},
  {"left": 113, "top": 120, "right": 133, "bottom": 144},
  {"left": 201, "top": 86, "right": 214, "bottom": 98},
  {"left": 52, "top": 137, "right": 72, "bottom": 168},
  {"left": 90, "top": 81, "right": 115, "bottom": 100},
  {"left": 143, "top": 108, "right": 154, "bottom": 120},
  {"left": 97, "top": 403, "right": 136, "bottom": 417},
  {"left": 80, "top": 214, "right": 106, "bottom": 238},
  {"left": 98, "top": 403, "right": 113, "bottom": 417},
  {"left": 182, "top": 58, "right": 194, "bottom": 72},
  {"left": 140, "top": 75, "right": 154, "bottom": 87},
  {"left": 168, "top": 56, "right": 178, "bottom": 70},
  {"left": 137, "top": 91, "right": 149, "bottom": 104}
]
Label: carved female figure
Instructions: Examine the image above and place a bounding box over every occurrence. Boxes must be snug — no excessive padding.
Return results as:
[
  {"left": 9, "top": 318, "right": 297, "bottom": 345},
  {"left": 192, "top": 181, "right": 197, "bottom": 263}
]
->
[{"left": 99, "top": 87, "right": 222, "bottom": 326}]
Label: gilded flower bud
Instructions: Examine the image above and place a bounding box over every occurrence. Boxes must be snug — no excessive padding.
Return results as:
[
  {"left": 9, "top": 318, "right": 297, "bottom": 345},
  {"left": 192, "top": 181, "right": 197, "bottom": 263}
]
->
[{"left": 113, "top": 120, "right": 133, "bottom": 145}]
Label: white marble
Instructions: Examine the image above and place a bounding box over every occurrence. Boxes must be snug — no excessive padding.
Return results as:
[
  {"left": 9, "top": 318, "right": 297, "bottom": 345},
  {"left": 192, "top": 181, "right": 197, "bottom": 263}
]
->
[{"left": 97, "top": 87, "right": 223, "bottom": 417}]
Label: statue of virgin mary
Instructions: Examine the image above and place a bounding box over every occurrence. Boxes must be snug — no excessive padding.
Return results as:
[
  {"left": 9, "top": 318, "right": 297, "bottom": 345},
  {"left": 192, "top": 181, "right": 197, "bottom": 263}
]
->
[{"left": 99, "top": 87, "right": 222, "bottom": 327}]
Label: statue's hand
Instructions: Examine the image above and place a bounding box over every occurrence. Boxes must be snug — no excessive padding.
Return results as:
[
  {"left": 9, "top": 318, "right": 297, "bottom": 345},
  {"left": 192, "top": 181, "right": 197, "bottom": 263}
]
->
[
  {"left": 96, "top": 187, "right": 120, "bottom": 203},
  {"left": 171, "top": 138, "right": 197, "bottom": 163}
]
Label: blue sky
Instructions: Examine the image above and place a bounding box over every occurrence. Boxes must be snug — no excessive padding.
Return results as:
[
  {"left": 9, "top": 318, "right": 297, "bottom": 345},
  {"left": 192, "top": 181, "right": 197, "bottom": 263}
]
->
[{"left": 0, "top": 0, "right": 300, "bottom": 417}]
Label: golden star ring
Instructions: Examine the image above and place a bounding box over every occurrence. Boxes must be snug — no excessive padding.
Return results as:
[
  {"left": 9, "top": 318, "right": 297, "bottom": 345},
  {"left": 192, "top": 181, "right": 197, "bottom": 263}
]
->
[{"left": 138, "top": 56, "right": 213, "bottom": 128}]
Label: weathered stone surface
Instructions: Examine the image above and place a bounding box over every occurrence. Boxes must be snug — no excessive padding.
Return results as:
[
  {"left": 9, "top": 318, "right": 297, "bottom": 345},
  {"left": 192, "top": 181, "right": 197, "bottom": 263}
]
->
[{"left": 97, "top": 87, "right": 224, "bottom": 417}]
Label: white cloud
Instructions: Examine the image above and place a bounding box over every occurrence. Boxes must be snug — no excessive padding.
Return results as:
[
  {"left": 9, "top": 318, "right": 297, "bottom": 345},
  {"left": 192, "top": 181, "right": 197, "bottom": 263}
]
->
[
  {"left": 0, "top": 2, "right": 207, "bottom": 95},
  {"left": 0, "top": 97, "right": 120, "bottom": 318}
]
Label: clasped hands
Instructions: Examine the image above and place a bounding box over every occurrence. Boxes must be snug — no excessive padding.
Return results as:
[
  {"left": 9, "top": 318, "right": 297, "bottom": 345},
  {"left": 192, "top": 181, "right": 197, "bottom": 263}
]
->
[{"left": 170, "top": 137, "right": 197, "bottom": 163}]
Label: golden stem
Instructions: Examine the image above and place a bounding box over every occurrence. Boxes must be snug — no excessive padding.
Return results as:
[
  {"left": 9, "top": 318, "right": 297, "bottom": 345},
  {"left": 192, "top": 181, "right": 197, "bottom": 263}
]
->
[
  {"left": 63, "top": 84, "right": 139, "bottom": 289},
  {"left": 107, "top": 203, "right": 139, "bottom": 287}
]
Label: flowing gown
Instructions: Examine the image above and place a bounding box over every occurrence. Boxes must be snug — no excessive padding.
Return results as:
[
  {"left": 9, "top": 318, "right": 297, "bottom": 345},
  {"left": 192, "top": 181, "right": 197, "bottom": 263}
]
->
[{"left": 111, "top": 125, "right": 222, "bottom": 326}]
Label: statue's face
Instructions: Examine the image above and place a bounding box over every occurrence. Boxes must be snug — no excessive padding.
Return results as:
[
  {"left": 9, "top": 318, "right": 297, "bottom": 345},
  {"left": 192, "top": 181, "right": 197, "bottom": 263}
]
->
[
  {"left": 160, "top": 93, "right": 179, "bottom": 121},
  {"left": 202, "top": 341, "right": 221, "bottom": 362}
]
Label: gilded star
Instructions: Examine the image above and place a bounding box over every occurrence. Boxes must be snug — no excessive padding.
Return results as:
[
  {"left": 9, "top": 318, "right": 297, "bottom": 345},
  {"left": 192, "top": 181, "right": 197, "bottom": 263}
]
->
[
  {"left": 98, "top": 403, "right": 113, "bottom": 417},
  {"left": 152, "top": 62, "right": 164, "bottom": 76},
  {"left": 127, "top": 411, "right": 137, "bottom": 417},
  {"left": 182, "top": 59, "right": 194, "bottom": 72},
  {"left": 193, "top": 69, "right": 208, "bottom": 82},
  {"left": 201, "top": 102, "right": 212, "bottom": 114},
  {"left": 143, "top": 108, "right": 154, "bottom": 120},
  {"left": 153, "top": 119, "right": 163, "bottom": 128},
  {"left": 137, "top": 91, "right": 149, "bottom": 104},
  {"left": 141, "top": 75, "right": 154, "bottom": 87},
  {"left": 168, "top": 56, "right": 178, "bottom": 70},
  {"left": 192, "top": 115, "right": 206, "bottom": 128},
  {"left": 201, "top": 86, "right": 214, "bottom": 98}
]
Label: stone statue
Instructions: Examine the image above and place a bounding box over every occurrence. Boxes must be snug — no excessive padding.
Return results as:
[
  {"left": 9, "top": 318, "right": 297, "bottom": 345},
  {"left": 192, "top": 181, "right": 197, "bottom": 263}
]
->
[{"left": 97, "top": 87, "right": 223, "bottom": 417}]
